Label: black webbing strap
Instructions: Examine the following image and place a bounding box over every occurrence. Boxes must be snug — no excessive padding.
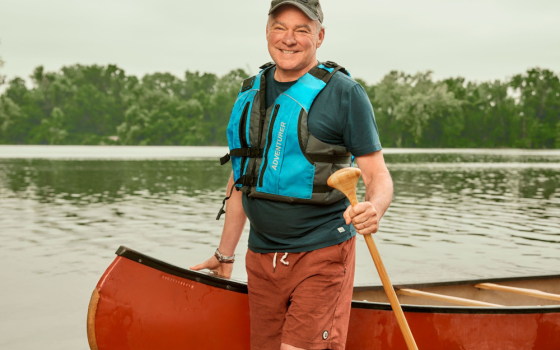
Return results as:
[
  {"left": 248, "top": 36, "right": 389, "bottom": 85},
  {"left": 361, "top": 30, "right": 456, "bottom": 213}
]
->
[
  {"left": 241, "top": 76, "right": 256, "bottom": 93},
  {"left": 259, "top": 62, "right": 275, "bottom": 70},
  {"left": 230, "top": 147, "right": 263, "bottom": 158},
  {"left": 237, "top": 175, "right": 258, "bottom": 187},
  {"left": 216, "top": 175, "right": 259, "bottom": 220},
  {"left": 312, "top": 184, "right": 333, "bottom": 193},
  {"left": 307, "top": 154, "right": 352, "bottom": 164},
  {"left": 308, "top": 66, "right": 330, "bottom": 81},
  {"left": 216, "top": 182, "right": 236, "bottom": 220},
  {"left": 308, "top": 62, "right": 349, "bottom": 84},
  {"left": 220, "top": 148, "right": 264, "bottom": 165},
  {"left": 220, "top": 154, "right": 231, "bottom": 165},
  {"left": 323, "top": 61, "right": 350, "bottom": 76}
]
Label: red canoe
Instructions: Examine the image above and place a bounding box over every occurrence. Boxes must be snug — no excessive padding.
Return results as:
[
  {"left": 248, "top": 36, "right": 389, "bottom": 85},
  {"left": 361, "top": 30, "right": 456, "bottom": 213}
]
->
[{"left": 87, "top": 247, "right": 560, "bottom": 350}]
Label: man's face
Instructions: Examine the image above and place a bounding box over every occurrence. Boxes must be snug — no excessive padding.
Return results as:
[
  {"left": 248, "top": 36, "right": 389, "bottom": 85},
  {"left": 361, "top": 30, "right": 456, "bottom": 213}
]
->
[{"left": 266, "top": 5, "right": 325, "bottom": 74}]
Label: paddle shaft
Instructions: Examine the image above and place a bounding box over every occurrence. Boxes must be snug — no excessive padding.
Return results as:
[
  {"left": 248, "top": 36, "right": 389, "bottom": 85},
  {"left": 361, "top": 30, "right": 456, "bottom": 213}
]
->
[{"left": 346, "top": 192, "right": 419, "bottom": 350}]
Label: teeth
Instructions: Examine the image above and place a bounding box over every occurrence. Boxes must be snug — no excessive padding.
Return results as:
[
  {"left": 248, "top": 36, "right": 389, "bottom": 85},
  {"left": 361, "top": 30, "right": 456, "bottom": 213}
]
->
[{"left": 281, "top": 50, "right": 296, "bottom": 54}]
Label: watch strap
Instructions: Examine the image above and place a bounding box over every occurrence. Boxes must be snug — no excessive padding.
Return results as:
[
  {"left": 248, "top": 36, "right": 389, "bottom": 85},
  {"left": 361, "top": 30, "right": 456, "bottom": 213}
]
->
[{"left": 215, "top": 248, "right": 235, "bottom": 264}]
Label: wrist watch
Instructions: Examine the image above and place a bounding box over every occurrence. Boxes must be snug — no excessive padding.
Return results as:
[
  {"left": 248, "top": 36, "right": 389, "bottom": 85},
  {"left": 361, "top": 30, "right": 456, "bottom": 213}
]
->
[{"left": 214, "top": 248, "right": 235, "bottom": 264}]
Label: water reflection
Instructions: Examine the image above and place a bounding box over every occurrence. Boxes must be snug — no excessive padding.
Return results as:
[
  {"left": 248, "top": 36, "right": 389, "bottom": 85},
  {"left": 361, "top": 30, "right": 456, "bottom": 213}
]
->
[
  {"left": 0, "top": 159, "right": 231, "bottom": 203},
  {"left": 0, "top": 155, "right": 559, "bottom": 284}
]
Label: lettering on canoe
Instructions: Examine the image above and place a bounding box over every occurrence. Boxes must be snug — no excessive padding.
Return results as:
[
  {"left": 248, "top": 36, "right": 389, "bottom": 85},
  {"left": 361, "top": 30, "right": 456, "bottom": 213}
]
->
[
  {"left": 161, "top": 275, "right": 194, "bottom": 289},
  {"left": 272, "top": 122, "right": 286, "bottom": 171}
]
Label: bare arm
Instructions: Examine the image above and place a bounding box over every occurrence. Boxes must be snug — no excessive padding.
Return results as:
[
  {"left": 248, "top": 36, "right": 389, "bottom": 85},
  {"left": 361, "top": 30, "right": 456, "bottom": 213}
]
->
[
  {"left": 343, "top": 150, "right": 393, "bottom": 234},
  {"left": 190, "top": 172, "right": 247, "bottom": 278}
]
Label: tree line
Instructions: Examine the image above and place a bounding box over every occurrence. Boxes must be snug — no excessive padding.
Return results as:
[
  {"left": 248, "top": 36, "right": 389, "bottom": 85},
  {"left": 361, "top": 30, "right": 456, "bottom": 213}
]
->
[{"left": 0, "top": 63, "right": 559, "bottom": 148}]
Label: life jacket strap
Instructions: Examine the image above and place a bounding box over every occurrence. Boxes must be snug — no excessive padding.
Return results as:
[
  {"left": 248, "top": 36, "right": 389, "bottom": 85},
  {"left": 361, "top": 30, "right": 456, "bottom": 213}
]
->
[
  {"left": 241, "top": 76, "right": 256, "bottom": 93},
  {"left": 230, "top": 147, "right": 263, "bottom": 158},
  {"left": 309, "top": 62, "right": 349, "bottom": 84},
  {"left": 220, "top": 153, "right": 231, "bottom": 165},
  {"left": 220, "top": 148, "right": 264, "bottom": 165},
  {"left": 324, "top": 61, "right": 351, "bottom": 75},
  {"left": 259, "top": 62, "right": 275, "bottom": 70},
  {"left": 216, "top": 173, "right": 261, "bottom": 220},
  {"left": 307, "top": 154, "right": 352, "bottom": 164},
  {"left": 216, "top": 181, "right": 237, "bottom": 220},
  {"left": 313, "top": 184, "right": 334, "bottom": 193},
  {"left": 237, "top": 175, "right": 259, "bottom": 187}
]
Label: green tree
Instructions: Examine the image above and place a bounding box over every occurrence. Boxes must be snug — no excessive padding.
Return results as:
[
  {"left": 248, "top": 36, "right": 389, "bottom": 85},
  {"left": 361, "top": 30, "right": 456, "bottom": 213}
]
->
[
  {"left": 36, "top": 107, "right": 68, "bottom": 144},
  {"left": 0, "top": 95, "right": 24, "bottom": 143},
  {"left": 373, "top": 71, "right": 462, "bottom": 147},
  {"left": 510, "top": 68, "right": 560, "bottom": 148},
  {"left": 0, "top": 63, "right": 558, "bottom": 148},
  {"left": 444, "top": 78, "right": 519, "bottom": 148}
]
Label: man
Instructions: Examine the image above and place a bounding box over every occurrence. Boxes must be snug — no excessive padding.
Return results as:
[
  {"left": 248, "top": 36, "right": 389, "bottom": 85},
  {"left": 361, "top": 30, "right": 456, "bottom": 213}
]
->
[{"left": 192, "top": 1, "right": 393, "bottom": 349}]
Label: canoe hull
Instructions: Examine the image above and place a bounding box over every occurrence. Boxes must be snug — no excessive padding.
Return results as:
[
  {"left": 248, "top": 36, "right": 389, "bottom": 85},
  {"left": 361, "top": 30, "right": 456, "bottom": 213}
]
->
[
  {"left": 348, "top": 308, "right": 560, "bottom": 350},
  {"left": 94, "top": 257, "right": 250, "bottom": 350},
  {"left": 89, "top": 249, "right": 560, "bottom": 350}
]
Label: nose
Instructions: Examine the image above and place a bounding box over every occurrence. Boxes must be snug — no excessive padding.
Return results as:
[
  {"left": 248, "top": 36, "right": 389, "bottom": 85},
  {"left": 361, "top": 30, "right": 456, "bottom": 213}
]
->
[{"left": 282, "top": 30, "right": 297, "bottom": 46}]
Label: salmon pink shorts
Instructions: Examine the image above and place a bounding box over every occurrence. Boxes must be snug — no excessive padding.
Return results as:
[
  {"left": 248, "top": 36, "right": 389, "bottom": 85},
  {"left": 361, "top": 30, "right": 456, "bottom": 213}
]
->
[{"left": 245, "top": 236, "right": 356, "bottom": 350}]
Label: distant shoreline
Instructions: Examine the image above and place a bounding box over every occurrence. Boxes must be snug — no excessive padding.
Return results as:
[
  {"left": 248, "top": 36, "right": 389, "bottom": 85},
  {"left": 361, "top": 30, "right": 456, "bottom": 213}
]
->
[{"left": 1, "top": 145, "right": 560, "bottom": 160}]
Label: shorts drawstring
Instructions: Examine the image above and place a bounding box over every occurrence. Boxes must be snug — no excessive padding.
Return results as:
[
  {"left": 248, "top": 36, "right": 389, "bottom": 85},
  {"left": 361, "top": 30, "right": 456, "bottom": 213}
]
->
[
  {"left": 281, "top": 252, "right": 289, "bottom": 266},
  {"left": 273, "top": 252, "right": 289, "bottom": 272}
]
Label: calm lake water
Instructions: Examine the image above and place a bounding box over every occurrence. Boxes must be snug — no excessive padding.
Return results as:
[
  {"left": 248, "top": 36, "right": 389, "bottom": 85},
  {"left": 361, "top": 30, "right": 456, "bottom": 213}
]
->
[{"left": 1, "top": 146, "right": 560, "bottom": 349}]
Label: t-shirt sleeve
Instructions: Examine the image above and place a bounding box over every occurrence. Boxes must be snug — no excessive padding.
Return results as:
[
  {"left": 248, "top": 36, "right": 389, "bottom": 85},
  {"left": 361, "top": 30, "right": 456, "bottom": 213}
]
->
[{"left": 341, "top": 83, "right": 382, "bottom": 156}]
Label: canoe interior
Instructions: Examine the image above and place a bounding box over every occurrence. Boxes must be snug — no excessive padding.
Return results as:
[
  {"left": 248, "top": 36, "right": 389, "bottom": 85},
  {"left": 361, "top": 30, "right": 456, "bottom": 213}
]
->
[{"left": 354, "top": 276, "right": 560, "bottom": 307}]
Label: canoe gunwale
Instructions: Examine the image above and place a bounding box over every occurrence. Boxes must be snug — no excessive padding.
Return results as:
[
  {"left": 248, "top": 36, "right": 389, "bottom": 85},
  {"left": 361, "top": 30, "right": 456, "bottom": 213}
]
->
[
  {"left": 87, "top": 288, "right": 100, "bottom": 350},
  {"left": 116, "top": 246, "right": 249, "bottom": 293},
  {"left": 351, "top": 300, "right": 560, "bottom": 314},
  {"left": 115, "top": 246, "right": 560, "bottom": 315}
]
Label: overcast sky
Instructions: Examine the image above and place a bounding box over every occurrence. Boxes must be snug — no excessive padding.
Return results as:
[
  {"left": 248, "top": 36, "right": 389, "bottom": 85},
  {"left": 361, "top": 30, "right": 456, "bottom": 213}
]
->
[{"left": 1, "top": 0, "right": 559, "bottom": 85}]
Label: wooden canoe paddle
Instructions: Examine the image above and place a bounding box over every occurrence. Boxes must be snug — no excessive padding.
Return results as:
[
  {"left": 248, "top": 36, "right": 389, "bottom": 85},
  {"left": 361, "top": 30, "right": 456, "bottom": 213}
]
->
[{"left": 328, "top": 168, "right": 419, "bottom": 350}]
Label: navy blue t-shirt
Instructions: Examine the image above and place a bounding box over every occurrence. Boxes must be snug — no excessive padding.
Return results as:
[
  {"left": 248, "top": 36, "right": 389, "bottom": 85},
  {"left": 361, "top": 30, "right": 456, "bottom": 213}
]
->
[{"left": 243, "top": 66, "right": 382, "bottom": 253}]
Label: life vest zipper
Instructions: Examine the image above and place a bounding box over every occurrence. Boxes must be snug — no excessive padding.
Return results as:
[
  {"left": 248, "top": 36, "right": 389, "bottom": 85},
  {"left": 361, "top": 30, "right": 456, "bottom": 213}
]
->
[{"left": 259, "top": 104, "right": 280, "bottom": 188}]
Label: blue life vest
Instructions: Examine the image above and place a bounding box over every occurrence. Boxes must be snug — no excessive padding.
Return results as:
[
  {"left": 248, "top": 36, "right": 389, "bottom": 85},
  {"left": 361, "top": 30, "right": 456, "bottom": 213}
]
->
[{"left": 217, "top": 62, "right": 353, "bottom": 219}]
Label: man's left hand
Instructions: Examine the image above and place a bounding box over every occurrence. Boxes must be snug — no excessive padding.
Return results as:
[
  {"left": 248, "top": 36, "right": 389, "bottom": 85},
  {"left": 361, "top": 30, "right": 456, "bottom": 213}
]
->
[{"left": 343, "top": 202, "right": 379, "bottom": 235}]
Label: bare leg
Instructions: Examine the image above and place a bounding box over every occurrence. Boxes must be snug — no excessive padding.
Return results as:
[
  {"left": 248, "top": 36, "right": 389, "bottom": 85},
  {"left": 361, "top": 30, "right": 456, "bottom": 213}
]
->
[{"left": 280, "top": 343, "right": 306, "bottom": 350}]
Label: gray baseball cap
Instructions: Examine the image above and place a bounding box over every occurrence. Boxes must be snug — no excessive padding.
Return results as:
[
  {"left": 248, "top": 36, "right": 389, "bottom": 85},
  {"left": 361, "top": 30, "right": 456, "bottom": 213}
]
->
[{"left": 269, "top": 0, "right": 324, "bottom": 23}]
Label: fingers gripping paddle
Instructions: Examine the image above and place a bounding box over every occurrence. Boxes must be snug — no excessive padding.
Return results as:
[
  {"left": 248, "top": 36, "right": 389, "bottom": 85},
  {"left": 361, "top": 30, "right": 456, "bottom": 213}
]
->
[{"left": 328, "top": 168, "right": 419, "bottom": 350}]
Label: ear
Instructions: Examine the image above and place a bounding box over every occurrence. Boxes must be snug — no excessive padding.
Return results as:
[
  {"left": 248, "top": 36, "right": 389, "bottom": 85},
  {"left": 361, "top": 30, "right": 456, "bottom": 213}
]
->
[{"left": 316, "top": 27, "right": 325, "bottom": 48}]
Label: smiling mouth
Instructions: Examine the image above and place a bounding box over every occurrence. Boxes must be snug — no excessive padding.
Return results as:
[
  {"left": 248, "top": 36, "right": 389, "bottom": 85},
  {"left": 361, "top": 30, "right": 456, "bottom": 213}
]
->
[{"left": 279, "top": 49, "right": 298, "bottom": 54}]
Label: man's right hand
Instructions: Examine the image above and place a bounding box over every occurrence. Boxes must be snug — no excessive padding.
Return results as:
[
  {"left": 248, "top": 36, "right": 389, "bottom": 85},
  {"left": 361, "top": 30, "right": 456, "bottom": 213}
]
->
[{"left": 190, "top": 255, "right": 234, "bottom": 279}]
